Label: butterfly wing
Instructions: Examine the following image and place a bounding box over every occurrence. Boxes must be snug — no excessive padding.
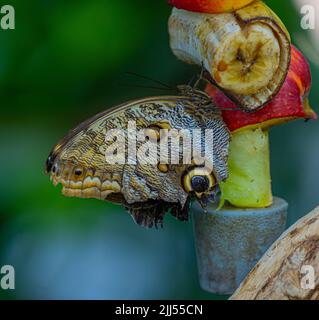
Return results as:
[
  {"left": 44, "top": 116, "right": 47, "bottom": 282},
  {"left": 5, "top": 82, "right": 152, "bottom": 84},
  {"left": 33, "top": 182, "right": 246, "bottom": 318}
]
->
[{"left": 46, "top": 96, "right": 230, "bottom": 227}]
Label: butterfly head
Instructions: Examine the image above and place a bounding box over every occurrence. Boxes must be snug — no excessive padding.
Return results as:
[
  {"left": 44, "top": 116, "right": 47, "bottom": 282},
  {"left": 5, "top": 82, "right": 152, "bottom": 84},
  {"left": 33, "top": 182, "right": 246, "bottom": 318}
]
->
[{"left": 177, "top": 84, "right": 213, "bottom": 107}]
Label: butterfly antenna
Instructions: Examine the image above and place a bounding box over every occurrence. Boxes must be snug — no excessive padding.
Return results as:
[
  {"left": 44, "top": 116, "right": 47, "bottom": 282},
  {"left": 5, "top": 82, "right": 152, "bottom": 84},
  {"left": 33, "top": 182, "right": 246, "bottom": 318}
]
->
[
  {"left": 187, "top": 74, "right": 197, "bottom": 87},
  {"left": 125, "top": 72, "right": 174, "bottom": 90}
]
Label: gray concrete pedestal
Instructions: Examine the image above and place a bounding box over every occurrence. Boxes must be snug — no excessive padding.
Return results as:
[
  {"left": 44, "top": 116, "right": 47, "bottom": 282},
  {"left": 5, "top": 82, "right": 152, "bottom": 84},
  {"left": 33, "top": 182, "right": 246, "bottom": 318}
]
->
[{"left": 192, "top": 197, "right": 288, "bottom": 295}]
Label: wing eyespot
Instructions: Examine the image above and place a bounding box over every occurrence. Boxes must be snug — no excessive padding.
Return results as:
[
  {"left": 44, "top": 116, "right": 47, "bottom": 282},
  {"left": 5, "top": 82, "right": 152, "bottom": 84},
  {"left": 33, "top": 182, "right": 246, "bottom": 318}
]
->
[
  {"left": 191, "top": 175, "right": 209, "bottom": 193},
  {"left": 182, "top": 167, "right": 216, "bottom": 194},
  {"left": 74, "top": 168, "right": 83, "bottom": 177}
]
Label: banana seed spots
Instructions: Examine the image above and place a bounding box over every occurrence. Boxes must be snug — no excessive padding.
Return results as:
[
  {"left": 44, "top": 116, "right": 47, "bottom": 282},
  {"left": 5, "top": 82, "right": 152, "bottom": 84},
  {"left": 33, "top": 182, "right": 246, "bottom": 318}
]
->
[{"left": 237, "top": 49, "right": 245, "bottom": 62}]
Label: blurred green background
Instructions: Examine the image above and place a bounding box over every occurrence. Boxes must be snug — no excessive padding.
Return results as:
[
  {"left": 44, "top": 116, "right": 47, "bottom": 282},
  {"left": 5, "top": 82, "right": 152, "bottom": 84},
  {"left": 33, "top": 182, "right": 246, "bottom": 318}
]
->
[{"left": 0, "top": 0, "right": 318, "bottom": 299}]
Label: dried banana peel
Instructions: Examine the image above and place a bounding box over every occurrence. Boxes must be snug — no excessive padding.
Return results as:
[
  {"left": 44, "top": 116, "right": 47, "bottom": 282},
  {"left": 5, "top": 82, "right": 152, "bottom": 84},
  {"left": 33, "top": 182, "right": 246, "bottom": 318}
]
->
[{"left": 168, "top": 0, "right": 291, "bottom": 111}]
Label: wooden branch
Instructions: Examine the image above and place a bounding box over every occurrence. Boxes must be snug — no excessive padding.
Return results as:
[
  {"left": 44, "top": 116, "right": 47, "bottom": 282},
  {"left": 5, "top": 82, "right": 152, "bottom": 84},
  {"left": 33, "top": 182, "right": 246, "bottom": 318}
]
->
[{"left": 230, "top": 206, "right": 319, "bottom": 300}]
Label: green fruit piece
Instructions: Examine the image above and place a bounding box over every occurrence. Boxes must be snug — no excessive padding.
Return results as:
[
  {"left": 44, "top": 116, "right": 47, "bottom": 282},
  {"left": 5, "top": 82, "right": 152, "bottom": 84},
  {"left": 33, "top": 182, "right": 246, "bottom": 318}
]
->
[{"left": 220, "top": 128, "right": 273, "bottom": 208}]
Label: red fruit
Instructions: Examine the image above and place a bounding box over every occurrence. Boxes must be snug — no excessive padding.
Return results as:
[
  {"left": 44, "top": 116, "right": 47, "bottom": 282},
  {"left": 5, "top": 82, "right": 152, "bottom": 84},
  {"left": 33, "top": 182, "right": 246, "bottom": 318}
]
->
[
  {"left": 207, "top": 46, "right": 317, "bottom": 132},
  {"left": 168, "top": 0, "right": 255, "bottom": 14}
]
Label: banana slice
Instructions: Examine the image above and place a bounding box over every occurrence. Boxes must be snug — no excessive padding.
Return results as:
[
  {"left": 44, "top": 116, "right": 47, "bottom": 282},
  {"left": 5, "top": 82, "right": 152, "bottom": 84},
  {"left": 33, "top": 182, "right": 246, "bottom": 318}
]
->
[{"left": 168, "top": 0, "right": 291, "bottom": 112}]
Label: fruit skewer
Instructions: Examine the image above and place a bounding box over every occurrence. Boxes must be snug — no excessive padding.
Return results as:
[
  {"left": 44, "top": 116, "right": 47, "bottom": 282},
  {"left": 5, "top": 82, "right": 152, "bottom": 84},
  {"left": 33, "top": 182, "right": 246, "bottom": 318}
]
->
[{"left": 168, "top": 1, "right": 316, "bottom": 209}]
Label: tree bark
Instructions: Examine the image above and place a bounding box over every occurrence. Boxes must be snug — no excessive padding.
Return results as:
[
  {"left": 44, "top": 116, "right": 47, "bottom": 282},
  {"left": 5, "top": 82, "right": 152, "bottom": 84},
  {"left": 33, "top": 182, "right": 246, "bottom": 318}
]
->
[{"left": 230, "top": 206, "right": 319, "bottom": 300}]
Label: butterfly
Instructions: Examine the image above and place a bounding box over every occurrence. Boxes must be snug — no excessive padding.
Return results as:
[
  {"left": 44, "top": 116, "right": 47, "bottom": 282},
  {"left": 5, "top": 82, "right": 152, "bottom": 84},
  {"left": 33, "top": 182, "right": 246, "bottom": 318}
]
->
[{"left": 45, "top": 85, "right": 230, "bottom": 228}]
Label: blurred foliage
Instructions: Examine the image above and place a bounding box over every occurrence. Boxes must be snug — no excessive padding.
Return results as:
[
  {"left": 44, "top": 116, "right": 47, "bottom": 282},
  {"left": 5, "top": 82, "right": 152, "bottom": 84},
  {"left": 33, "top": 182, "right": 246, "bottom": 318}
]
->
[{"left": 0, "top": 0, "right": 318, "bottom": 299}]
